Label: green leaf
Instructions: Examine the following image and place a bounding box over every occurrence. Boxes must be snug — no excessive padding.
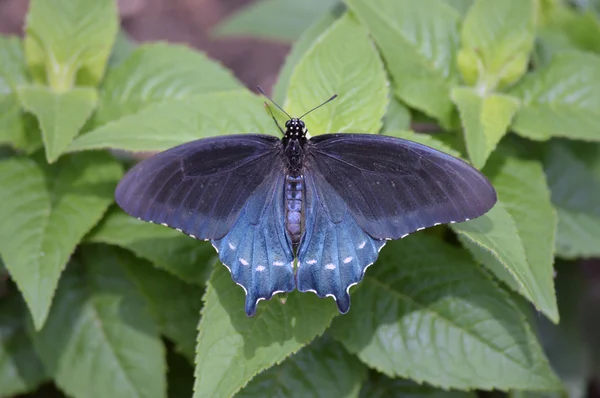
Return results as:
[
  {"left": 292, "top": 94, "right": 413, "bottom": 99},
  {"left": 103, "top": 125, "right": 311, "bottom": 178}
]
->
[
  {"left": 347, "top": 0, "right": 460, "bottom": 127},
  {"left": 273, "top": 7, "right": 343, "bottom": 103},
  {"left": 120, "top": 250, "right": 203, "bottom": 362},
  {"left": 451, "top": 87, "right": 520, "bottom": 168},
  {"left": 538, "top": 5, "right": 600, "bottom": 58},
  {"left": 533, "top": 262, "right": 591, "bottom": 398},
  {"left": 237, "top": 337, "right": 366, "bottom": 398},
  {"left": 86, "top": 208, "right": 216, "bottom": 286},
  {"left": 360, "top": 371, "right": 477, "bottom": 398},
  {"left": 482, "top": 154, "right": 558, "bottom": 321},
  {"left": 24, "top": 0, "right": 118, "bottom": 90},
  {"left": 0, "top": 36, "right": 42, "bottom": 152},
  {"left": 0, "top": 153, "right": 122, "bottom": 329},
  {"left": 194, "top": 264, "right": 338, "bottom": 398},
  {"left": 285, "top": 13, "right": 388, "bottom": 135},
  {"left": 458, "top": 0, "right": 535, "bottom": 91},
  {"left": 109, "top": 30, "right": 137, "bottom": 68},
  {"left": 382, "top": 97, "right": 411, "bottom": 133},
  {"left": 68, "top": 91, "right": 274, "bottom": 153},
  {"left": 331, "top": 234, "right": 560, "bottom": 391},
  {"left": 0, "top": 294, "right": 48, "bottom": 397},
  {"left": 30, "top": 246, "right": 167, "bottom": 398},
  {"left": 214, "top": 0, "right": 338, "bottom": 42},
  {"left": 452, "top": 200, "right": 558, "bottom": 323},
  {"left": 510, "top": 52, "right": 600, "bottom": 141},
  {"left": 18, "top": 86, "right": 98, "bottom": 163},
  {"left": 441, "top": 0, "right": 475, "bottom": 16},
  {"left": 544, "top": 142, "right": 600, "bottom": 259},
  {"left": 96, "top": 44, "right": 241, "bottom": 126}
]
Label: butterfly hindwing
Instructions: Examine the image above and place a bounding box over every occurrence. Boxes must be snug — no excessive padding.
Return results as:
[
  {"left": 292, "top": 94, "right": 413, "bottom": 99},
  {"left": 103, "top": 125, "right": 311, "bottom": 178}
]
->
[
  {"left": 307, "top": 134, "right": 497, "bottom": 239},
  {"left": 297, "top": 169, "right": 385, "bottom": 313},
  {"left": 212, "top": 170, "right": 295, "bottom": 316},
  {"left": 115, "top": 134, "right": 282, "bottom": 240}
]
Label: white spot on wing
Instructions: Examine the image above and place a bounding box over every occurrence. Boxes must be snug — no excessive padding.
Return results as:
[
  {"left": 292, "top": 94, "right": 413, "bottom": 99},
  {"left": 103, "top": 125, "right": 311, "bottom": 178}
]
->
[
  {"left": 306, "top": 259, "right": 317, "bottom": 265},
  {"left": 256, "top": 265, "right": 266, "bottom": 272},
  {"left": 325, "top": 263, "right": 336, "bottom": 270},
  {"left": 416, "top": 227, "right": 425, "bottom": 231},
  {"left": 358, "top": 241, "right": 366, "bottom": 249},
  {"left": 273, "top": 261, "right": 284, "bottom": 266},
  {"left": 240, "top": 258, "right": 249, "bottom": 266},
  {"left": 343, "top": 257, "right": 352, "bottom": 264},
  {"left": 228, "top": 242, "right": 236, "bottom": 250}
]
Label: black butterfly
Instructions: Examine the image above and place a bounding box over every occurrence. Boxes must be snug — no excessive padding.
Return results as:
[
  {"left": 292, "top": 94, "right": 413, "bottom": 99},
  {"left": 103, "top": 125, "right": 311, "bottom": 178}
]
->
[{"left": 115, "top": 89, "right": 497, "bottom": 316}]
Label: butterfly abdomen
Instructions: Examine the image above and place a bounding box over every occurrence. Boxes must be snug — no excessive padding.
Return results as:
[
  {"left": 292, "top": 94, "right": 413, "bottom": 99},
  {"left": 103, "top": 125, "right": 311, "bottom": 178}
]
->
[{"left": 285, "top": 174, "right": 304, "bottom": 247}]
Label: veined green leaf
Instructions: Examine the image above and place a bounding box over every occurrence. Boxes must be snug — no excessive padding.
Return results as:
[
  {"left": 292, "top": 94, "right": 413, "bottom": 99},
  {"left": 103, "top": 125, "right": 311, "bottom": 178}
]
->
[
  {"left": 485, "top": 154, "right": 558, "bottom": 319},
  {"left": 0, "top": 294, "right": 48, "bottom": 397},
  {"left": 194, "top": 264, "right": 338, "bottom": 398},
  {"left": 452, "top": 201, "right": 558, "bottom": 323},
  {"left": 24, "top": 0, "right": 118, "bottom": 90},
  {"left": 18, "top": 85, "right": 97, "bottom": 163},
  {"left": 510, "top": 52, "right": 600, "bottom": 141},
  {"left": 215, "top": 0, "right": 338, "bottom": 42},
  {"left": 96, "top": 44, "right": 241, "bottom": 126},
  {"left": 360, "top": 371, "right": 477, "bottom": 398},
  {"left": 121, "top": 250, "right": 203, "bottom": 363},
  {"left": 30, "top": 246, "right": 166, "bottom": 398},
  {"left": 273, "top": 6, "right": 343, "bottom": 103},
  {"left": 237, "top": 337, "right": 366, "bottom": 398},
  {"left": 544, "top": 142, "right": 600, "bottom": 259},
  {"left": 86, "top": 208, "right": 215, "bottom": 286},
  {"left": 451, "top": 87, "right": 520, "bottom": 168},
  {"left": 0, "top": 153, "right": 122, "bottom": 329},
  {"left": 285, "top": 13, "right": 388, "bottom": 135},
  {"left": 458, "top": 0, "right": 535, "bottom": 91},
  {"left": 0, "top": 37, "right": 41, "bottom": 152},
  {"left": 332, "top": 234, "right": 560, "bottom": 391},
  {"left": 346, "top": 0, "right": 460, "bottom": 127},
  {"left": 68, "top": 91, "right": 275, "bottom": 153}
]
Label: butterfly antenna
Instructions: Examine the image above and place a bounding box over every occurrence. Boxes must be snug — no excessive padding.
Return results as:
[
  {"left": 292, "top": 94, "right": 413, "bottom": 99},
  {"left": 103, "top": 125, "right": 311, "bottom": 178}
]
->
[
  {"left": 257, "top": 86, "right": 292, "bottom": 119},
  {"left": 264, "top": 102, "right": 284, "bottom": 135},
  {"left": 299, "top": 94, "right": 338, "bottom": 119}
]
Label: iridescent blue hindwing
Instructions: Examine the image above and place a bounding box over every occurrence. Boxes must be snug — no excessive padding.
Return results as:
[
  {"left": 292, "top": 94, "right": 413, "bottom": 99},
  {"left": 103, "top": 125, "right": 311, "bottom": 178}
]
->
[
  {"left": 211, "top": 170, "right": 295, "bottom": 316},
  {"left": 297, "top": 170, "right": 385, "bottom": 313}
]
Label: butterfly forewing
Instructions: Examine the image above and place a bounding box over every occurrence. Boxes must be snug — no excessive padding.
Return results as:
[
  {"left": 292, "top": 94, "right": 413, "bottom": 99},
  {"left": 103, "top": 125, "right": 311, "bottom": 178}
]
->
[
  {"left": 115, "top": 134, "right": 282, "bottom": 240},
  {"left": 305, "top": 134, "right": 497, "bottom": 240}
]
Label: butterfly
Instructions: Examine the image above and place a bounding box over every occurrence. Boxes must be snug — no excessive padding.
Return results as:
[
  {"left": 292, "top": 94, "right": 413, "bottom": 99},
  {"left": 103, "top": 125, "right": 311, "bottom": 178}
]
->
[{"left": 115, "top": 88, "right": 497, "bottom": 316}]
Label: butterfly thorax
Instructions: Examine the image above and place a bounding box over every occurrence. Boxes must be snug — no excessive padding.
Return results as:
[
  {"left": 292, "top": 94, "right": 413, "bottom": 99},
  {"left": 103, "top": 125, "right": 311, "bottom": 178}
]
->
[{"left": 282, "top": 118, "right": 308, "bottom": 175}]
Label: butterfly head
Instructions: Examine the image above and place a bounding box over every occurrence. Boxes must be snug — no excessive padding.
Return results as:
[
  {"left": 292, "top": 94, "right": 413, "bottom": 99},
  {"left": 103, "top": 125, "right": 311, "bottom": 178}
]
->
[{"left": 284, "top": 118, "right": 307, "bottom": 140}]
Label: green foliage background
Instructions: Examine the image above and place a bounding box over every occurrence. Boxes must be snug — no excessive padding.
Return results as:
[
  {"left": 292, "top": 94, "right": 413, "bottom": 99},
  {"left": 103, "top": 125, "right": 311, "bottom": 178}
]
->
[{"left": 0, "top": 0, "right": 599, "bottom": 396}]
